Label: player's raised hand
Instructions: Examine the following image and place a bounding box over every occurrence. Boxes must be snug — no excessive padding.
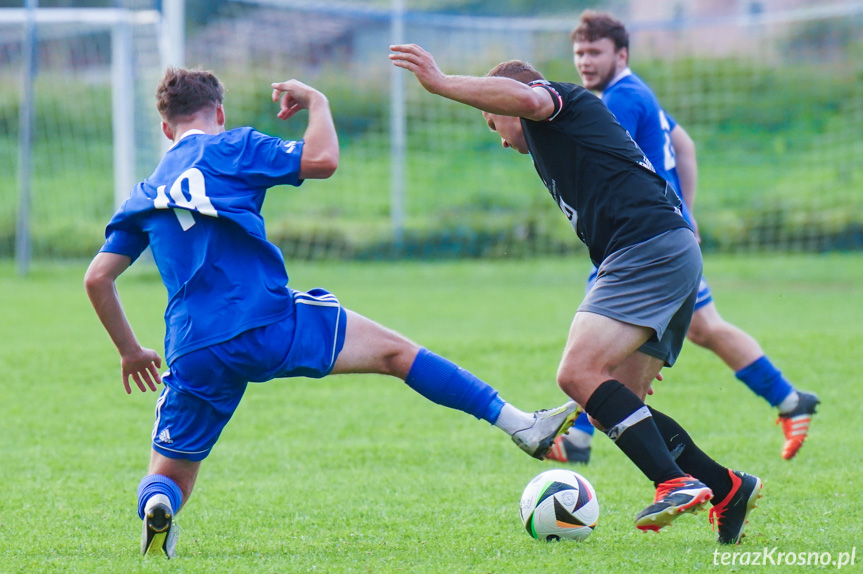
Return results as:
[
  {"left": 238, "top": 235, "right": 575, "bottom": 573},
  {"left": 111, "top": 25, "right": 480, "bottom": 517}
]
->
[
  {"left": 271, "top": 79, "right": 325, "bottom": 120},
  {"left": 389, "top": 44, "right": 446, "bottom": 94},
  {"left": 121, "top": 347, "right": 163, "bottom": 394}
]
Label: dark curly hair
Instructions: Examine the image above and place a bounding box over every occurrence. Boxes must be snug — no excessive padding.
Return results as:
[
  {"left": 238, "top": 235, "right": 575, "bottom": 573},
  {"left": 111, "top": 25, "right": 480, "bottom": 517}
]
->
[
  {"left": 156, "top": 67, "right": 225, "bottom": 124},
  {"left": 571, "top": 10, "right": 629, "bottom": 52}
]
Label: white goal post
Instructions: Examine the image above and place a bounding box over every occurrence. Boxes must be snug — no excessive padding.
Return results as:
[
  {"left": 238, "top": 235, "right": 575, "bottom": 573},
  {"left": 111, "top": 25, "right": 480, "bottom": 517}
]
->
[
  {"left": 2, "top": 1, "right": 860, "bottom": 267},
  {"left": 2, "top": 2, "right": 185, "bottom": 274}
]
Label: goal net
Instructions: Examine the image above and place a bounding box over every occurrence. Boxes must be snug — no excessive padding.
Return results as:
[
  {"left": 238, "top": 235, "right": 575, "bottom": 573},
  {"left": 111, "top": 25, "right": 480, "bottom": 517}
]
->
[
  {"left": 2, "top": 1, "right": 861, "bottom": 261},
  {"left": 0, "top": 6, "right": 163, "bottom": 261},
  {"left": 186, "top": 0, "right": 863, "bottom": 258}
]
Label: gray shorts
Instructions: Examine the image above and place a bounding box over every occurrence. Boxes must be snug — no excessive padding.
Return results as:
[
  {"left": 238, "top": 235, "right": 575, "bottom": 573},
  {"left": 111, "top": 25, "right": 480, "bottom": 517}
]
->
[{"left": 579, "top": 228, "right": 702, "bottom": 367}]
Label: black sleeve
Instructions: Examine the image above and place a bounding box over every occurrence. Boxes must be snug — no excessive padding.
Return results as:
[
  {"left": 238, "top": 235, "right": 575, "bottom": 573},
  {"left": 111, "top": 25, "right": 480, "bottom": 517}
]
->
[{"left": 527, "top": 79, "right": 563, "bottom": 121}]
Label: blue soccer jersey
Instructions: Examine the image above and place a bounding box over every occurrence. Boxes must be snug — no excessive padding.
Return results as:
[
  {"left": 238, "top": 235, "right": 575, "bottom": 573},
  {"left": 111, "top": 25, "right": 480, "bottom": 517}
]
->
[
  {"left": 602, "top": 71, "right": 693, "bottom": 225},
  {"left": 100, "top": 127, "right": 304, "bottom": 363},
  {"left": 596, "top": 70, "right": 710, "bottom": 310}
]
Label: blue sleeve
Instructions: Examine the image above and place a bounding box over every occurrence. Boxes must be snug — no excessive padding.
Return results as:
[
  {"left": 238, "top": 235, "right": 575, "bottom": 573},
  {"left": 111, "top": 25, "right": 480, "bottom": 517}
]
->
[
  {"left": 100, "top": 226, "right": 149, "bottom": 262},
  {"left": 603, "top": 91, "right": 644, "bottom": 140},
  {"left": 241, "top": 130, "right": 305, "bottom": 188}
]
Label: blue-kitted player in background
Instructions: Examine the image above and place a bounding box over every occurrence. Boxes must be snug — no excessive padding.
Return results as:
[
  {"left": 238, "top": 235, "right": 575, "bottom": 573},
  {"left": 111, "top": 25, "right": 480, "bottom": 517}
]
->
[
  {"left": 84, "top": 68, "right": 578, "bottom": 558},
  {"left": 548, "top": 11, "right": 819, "bottom": 465}
]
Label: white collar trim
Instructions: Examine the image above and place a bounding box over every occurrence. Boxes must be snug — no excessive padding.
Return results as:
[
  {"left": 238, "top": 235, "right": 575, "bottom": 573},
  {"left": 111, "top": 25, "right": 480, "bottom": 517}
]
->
[
  {"left": 170, "top": 128, "right": 206, "bottom": 150},
  {"left": 606, "top": 67, "right": 632, "bottom": 90}
]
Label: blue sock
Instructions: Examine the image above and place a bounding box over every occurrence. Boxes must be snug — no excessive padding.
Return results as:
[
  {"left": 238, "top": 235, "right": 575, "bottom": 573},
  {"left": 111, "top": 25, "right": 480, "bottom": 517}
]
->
[
  {"left": 572, "top": 410, "right": 596, "bottom": 436},
  {"left": 405, "top": 348, "right": 504, "bottom": 423},
  {"left": 734, "top": 355, "right": 794, "bottom": 407},
  {"left": 137, "top": 474, "right": 183, "bottom": 520}
]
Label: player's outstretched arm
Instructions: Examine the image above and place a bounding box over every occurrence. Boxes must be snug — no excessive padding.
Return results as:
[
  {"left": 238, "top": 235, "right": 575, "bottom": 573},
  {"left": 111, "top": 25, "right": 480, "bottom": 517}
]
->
[
  {"left": 84, "top": 252, "right": 163, "bottom": 394},
  {"left": 389, "top": 44, "right": 554, "bottom": 121},
  {"left": 271, "top": 79, "right": 339, "bottom": 180}
]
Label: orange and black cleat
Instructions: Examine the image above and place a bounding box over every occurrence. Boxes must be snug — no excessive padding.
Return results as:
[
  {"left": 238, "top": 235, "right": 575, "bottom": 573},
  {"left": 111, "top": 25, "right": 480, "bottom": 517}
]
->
[
  {"left": 709, "top": 469, "right": 763, "bottom": 545},
  {"left": 776, "top": 391, "right": 820, "bottom": 460},
  {"left": 635, "top": 475, "right": 713, "bottom": 532}
]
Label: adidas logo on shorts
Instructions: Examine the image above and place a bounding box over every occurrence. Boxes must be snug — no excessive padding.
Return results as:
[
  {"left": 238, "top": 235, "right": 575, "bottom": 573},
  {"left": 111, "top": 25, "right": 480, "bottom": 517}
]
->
[{"left": 158, "top": 428, "right": 174, "bottom": 444}]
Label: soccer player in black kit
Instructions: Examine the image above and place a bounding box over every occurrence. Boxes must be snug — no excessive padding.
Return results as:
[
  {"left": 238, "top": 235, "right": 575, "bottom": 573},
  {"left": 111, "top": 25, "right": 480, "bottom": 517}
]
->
[{"left": 390, "top": 43, "right": 762, "bottom": 544}]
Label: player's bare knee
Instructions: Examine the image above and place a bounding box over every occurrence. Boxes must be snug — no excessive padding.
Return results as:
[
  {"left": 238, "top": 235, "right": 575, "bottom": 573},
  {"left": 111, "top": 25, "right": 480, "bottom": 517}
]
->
[
  {"left": 690, "top": 321, "right": 731, "bottom": 350},
  {"left": 688, "top": 308, "right": 732, "bottom": 349},
  {"left": 556, "top": 368, "right": 593, "bottom": 406},
  {"left": 686, "top": 320, "right": 713, "bottom": 347},
  {"left": 379, "top": 338, "right": 420, "bottom": 378}
]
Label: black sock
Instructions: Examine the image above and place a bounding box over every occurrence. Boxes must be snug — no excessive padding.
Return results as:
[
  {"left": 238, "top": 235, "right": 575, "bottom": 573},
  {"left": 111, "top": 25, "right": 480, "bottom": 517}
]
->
[
  {"left": 585, "top": 380, "right": 684, "bottom": 486},
  {"left": 648, "top": 407, "right": 733, "bottom": 500}
]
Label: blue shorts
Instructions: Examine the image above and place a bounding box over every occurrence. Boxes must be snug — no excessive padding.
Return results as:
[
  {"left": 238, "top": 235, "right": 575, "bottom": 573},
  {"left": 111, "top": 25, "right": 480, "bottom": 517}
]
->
[
  {"left": 693, "top": 277, "right": 713, "bottom": 311},
  {"left": 151, "top": 288, "right": 347, "bottom": 461}
]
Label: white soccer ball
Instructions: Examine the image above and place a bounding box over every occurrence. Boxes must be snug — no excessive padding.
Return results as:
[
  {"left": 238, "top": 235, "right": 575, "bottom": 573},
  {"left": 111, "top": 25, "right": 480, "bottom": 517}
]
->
[{"left": 519, "top": 469, "right": 599, "bottom": 542}]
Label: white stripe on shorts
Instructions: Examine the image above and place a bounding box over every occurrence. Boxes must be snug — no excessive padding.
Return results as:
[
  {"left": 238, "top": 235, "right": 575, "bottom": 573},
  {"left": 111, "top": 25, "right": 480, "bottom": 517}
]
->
[
  {"left": 294, "top": 293, "right": 340, "bottom": 307},
  {"left": 293, "top": 290, "right": 343, "bottom": 369},
  {"left": 152, "top": 386, "right": 168, "bottom": 441}
]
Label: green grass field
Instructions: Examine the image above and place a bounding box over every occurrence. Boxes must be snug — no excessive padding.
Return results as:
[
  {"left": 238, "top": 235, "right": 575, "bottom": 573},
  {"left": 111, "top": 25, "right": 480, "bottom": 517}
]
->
[{"left": 1, "top": 253, "right": 861, "bottom": 573}]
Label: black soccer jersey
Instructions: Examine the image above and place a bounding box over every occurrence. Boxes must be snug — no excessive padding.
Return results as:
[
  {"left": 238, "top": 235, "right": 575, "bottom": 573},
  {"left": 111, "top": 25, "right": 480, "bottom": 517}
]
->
[{"left": 522, "top": 80, "right": 690, "bottom": 266}]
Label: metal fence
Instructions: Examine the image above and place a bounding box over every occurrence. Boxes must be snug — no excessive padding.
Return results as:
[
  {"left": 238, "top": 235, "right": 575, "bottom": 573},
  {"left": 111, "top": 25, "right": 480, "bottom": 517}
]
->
[{"left": 2, "top": 0, "right": 861, "bottom": 267}]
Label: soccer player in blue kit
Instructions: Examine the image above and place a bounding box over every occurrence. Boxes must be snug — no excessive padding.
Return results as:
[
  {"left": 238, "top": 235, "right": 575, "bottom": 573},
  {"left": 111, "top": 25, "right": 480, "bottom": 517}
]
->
[
  {"left": 548, "top": 11, "right": 819, "bottom": 466},
  {"left": 84, "top": 68, "right": 579, "bottom": 558},
  {"left": 391, "top": 43, "right": 761, "bottom": 543}
]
